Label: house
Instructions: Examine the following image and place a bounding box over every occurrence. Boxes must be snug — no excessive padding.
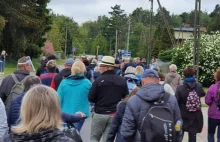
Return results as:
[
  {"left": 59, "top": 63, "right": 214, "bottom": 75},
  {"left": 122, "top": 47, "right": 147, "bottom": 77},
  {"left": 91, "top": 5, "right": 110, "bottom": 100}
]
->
[{"left": 174, "top": 24, "right": 206, "bottom": 45}]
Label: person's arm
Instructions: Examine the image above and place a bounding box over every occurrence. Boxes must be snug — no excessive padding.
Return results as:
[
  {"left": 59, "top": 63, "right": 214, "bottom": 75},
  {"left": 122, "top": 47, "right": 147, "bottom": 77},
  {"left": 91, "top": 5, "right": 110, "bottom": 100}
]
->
[
  {"left": 197, "top": 83, "right": 206, "bottom": 97},
  {"left": 107, "top": 102, "right": 125, "bottom": 142},
  {"left": 175, "top": 86, "right": 181, "bottom": 105},
  {"left": 121, "top": 102, "right": 136, "bottom": 142},
  {"left": 0, "top": 98, "right": 8, "bottom": 137},
  {"left": 88, "top": 81, "right": 98, "bottom": 103},
  {"left": 0, "top": 77, "right": 14, "bottom": 103},
  {"left": 57, "top": 82, "right": 64, "bottom": 107},
  {"left": 62, "top": 112, "right": 85, "bottom": 123},
  {"left": 205, "top": 85, "right": 214, "bottom": 106}
]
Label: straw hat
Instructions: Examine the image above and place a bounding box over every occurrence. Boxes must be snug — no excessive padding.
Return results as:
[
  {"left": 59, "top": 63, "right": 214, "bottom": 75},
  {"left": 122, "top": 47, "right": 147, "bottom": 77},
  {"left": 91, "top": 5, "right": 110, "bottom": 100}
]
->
[{"left": 99, "top": 56, "right": 116, "bottom": 67}]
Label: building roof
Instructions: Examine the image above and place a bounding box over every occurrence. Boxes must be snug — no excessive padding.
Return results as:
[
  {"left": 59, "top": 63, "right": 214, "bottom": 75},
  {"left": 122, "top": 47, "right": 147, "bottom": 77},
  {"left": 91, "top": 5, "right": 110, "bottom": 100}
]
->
[{"left": 174, "top": 27, "right": 194, "bottom": 32}]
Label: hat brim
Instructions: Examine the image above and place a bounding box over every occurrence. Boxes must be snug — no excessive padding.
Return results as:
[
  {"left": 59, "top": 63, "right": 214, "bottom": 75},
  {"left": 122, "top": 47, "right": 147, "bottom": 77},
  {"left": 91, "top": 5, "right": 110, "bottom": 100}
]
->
[{"left": 99, "top": 62, "right": 116, "bottom": 67}]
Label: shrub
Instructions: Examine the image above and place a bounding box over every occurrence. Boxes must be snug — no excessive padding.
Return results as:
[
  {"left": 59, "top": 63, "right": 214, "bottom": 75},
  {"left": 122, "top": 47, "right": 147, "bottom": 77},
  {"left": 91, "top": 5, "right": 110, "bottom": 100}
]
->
[{"left": 172, "top": 31, "right": 220, "bottom": 86}]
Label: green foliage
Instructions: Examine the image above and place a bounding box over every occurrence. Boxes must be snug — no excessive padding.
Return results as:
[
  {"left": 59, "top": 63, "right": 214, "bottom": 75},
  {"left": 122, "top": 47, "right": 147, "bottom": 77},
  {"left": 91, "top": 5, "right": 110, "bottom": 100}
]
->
[
  {"left": 172, "top": 31, "right": 220, "bottom": 86},
  {"left": 158, "top": 49, "right": 173, "bottom": 62},
  {"left": 0, "top": 0, "right": 51, "bottom": 60},
  {"left": 91, "top": 33, "right": 108, "bottom": 55}
]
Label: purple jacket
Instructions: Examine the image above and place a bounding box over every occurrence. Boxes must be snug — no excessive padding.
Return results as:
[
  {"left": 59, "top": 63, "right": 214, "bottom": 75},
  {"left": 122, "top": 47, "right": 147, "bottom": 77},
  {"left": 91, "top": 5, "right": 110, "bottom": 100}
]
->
[{"left": 205, "top": 81, "right": 220, "bottom": 119}]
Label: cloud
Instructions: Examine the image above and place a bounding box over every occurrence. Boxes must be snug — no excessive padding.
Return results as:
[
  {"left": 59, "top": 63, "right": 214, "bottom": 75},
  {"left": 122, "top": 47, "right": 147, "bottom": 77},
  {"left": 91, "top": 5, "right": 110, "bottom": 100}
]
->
[{"left": 47, "top": 0, "right": 218, "bottom": 24}]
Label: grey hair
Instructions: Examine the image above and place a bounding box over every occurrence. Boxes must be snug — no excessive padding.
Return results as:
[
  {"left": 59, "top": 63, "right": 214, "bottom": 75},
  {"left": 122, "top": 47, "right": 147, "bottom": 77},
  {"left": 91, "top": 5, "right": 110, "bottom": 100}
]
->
[
  {"left": 125, "top": 66, "right": 136, "bottom": 74},
  {"left": 23, "top": 75, "right": 41, "bottom": 92},
  {"left": 169, "top": 64, "right": 177, "bottom": 72}
]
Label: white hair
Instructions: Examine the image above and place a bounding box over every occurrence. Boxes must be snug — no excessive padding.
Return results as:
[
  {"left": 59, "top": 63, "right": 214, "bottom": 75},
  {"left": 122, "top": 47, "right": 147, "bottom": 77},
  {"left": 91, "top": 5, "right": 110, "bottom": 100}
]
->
[
  {"left": 125, "top": 66, "right": 136, "bottom": 74},
  {"left": 169, "top": 64, "right": 177, "bottom": 72}
]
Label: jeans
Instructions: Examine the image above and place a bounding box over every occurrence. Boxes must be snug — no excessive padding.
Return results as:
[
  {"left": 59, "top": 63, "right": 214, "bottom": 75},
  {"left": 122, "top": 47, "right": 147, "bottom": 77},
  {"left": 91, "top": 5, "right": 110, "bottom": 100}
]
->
[
  {"left": 0, "top": 61, "right": 4, "bottom": 73},
  {"left": 90, "top": 113, "right": 113, "bottom": 142},
  {"left": 73, "top": 119, "right": 85, "bottom": 132},
  {"left": 208, "top": 117, "right": 220, "bottom": 142}
]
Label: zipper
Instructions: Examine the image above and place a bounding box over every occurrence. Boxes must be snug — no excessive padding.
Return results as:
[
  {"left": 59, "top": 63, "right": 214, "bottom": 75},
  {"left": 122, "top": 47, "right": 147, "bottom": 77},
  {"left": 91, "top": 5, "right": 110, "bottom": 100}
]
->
[{"left": 149, "top": 114, "right": 173, "bottom": 123}]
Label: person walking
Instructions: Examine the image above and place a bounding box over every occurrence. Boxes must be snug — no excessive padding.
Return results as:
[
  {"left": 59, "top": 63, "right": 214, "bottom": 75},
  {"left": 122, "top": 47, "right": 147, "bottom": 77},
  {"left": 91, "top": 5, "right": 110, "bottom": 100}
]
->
[
  {"left": 89, "top": 56, "right": 128, "bottom": 142},
  {"left": 0, "top": 50, "right": 7, "bottom": 74},
  {"left": 39, "top": 60, "right": 57, "bottom": 86},
  {"left": 205, "top": 69, "right": 220, "bottom": 142},
  {"left": 175, "top": 67, "right": 205, "bottom": 142},
  {"left": 107, "top": 88, "right": 139, "bottom": 142},
  {"left": 120, "top": 69, "right": 182, "bottom": 142},
  {"left": 3, "top": 85, "right": 74, "bottom": 142},
  {"left": 165, "top": 64, "right": 182, "bottom": 92},
  {"left": 7, "top": 75, "right": 85, "bottom": 128},
  {"left": 0, "top": 56, "right": 31, "bottom": 103},
  {"left": 50, "top": 58, "right": 74, "bottom": 90},
  {"left": 57, "top": 61, "right": 91, "bottom": 132}
]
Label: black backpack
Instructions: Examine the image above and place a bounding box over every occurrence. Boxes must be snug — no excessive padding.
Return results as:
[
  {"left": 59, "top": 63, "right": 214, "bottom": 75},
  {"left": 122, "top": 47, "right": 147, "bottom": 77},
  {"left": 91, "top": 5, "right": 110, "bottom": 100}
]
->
[{"left": 139, "top": 93, "right": 176, "bottom": 142}]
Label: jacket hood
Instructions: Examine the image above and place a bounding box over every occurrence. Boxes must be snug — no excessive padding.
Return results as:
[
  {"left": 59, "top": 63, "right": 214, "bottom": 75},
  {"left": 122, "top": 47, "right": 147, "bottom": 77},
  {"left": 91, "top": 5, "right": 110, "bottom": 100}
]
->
[
  {"left": 60, "top": 68, "right": 71, "bottom": 77},
  {"left": 65, "top": 74, "right": 87, "bottom": 86},
  {"left": 184, "top": 81, "right": 197, "bottom": 90},
  {"left": 169, "top": 71, "right": 178, "bottom": 78},
  {"left": 137, "top": 83, "right": 164, "bottom": 102},
  {"left": 10, "top": 129, "right": 63, "bottom": 141},
  {"left": 124, "top": 74, "right": 138, "bottom": 81}
]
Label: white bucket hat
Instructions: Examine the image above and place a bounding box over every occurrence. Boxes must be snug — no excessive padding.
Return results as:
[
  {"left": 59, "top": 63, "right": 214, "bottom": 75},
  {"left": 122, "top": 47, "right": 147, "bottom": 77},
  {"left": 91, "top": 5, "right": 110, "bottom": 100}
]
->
[{"left": 99, "top": 56, "right": 116, "bottom": 67}]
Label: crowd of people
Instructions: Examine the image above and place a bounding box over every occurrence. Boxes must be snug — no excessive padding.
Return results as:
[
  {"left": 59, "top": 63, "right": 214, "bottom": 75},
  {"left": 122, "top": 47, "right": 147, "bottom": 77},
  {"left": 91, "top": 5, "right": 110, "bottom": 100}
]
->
[{"left": 0, "top": 54, "right": 219, "bottom": 142}]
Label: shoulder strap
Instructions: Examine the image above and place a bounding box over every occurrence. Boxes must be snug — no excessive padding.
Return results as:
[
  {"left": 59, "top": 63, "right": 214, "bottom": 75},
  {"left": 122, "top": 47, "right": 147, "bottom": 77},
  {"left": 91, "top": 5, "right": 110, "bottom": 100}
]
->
[
  {"left": 162, "top": 93, "right": 170, "bottom": 104},
  {"left": 20, "top": 75, "right": 30, "bottom": 84},
  {"left": 11, "top": 73, "right": 19, "bottom": 84}
]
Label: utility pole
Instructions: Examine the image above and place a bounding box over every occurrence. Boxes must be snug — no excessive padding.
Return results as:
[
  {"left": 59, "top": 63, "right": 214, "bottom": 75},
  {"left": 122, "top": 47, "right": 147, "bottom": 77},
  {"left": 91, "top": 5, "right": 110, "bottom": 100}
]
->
[
  {"left": 115, "top": 29, "right": 118, "bottom": 59},
  {"left": 126, "top": 16, "right": 131, "bottom": 53},
  {"left": 193, "top": 0, "right": 201, "bottom": 80},
  {"left": 147, "top": 0, "right": 153, "bottom": 65},
  {"left": 64, "top": 24, "right": 67, "bottom": 57}
]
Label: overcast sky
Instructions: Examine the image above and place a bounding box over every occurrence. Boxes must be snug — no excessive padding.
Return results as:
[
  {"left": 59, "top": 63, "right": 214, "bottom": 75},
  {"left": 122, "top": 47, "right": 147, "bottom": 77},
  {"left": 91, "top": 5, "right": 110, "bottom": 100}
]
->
[{"left": 48, "top": 0, "right": 218, "bottom": 25}]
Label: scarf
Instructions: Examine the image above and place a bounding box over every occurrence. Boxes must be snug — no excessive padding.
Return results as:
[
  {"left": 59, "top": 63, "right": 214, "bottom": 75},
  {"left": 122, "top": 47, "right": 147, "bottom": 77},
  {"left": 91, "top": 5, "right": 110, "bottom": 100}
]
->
[{"left": 184, "top": 77, "right": 196, "bottom": 83}]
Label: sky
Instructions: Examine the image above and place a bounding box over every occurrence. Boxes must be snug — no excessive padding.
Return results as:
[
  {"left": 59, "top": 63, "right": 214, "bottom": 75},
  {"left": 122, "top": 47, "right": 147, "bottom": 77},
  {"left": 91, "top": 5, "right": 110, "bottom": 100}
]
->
[{"left": 48, "top": 0, "right": 218, "bottom": 25}]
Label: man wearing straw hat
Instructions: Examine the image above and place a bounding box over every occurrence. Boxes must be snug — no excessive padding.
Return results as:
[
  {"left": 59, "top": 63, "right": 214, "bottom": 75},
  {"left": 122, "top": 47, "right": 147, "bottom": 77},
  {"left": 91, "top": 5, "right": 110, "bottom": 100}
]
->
[{"left": 89, "top": 56, "right": 128, "bottom": 142}]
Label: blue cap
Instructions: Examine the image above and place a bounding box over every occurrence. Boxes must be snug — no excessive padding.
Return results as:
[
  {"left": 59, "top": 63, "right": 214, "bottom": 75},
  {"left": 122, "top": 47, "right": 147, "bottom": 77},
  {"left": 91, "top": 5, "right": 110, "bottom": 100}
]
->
[
  {"left": 142, "top": 69, "right": 159, "bottom": 78},
  {"left": 65, "top": 58, "right": 74, "bottom": 66}
]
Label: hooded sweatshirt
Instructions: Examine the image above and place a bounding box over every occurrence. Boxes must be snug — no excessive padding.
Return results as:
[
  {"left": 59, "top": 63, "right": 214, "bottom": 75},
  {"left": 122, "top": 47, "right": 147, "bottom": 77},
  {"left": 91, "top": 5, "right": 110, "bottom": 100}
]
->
[
  {"left": 121, "top": 83, "right": 181, "bottom": 142},
  {"left": 165, "top": 71, "right": 182, "bottom": 92},
  {"left": 57, "top": 74, "right": 92, "bottom": 117},
  {"left": 3, "top": 129, "right": 74, "bottom": 142}
]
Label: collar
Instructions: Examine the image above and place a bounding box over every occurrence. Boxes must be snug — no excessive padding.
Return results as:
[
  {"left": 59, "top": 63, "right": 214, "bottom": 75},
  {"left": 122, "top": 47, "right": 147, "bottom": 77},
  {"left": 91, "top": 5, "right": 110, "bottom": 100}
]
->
[
  {"left": 102, "top": 70, "right": 116, "bottom": 75},
  {"left": 13, "top": 70, "right": 30, "bottom": 75}
]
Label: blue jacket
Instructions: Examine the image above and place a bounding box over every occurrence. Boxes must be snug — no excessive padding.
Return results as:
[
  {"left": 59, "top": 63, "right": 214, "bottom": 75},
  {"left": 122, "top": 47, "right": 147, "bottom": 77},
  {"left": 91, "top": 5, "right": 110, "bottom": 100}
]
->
[
  {"left": 57, "top": 74, "right": 91, "bottom": 117},
  {"left": 107, "top": 101, "right": 126, "bottom": 142},
  {"left": 7, "top": 93, "right": 84, "bottom": 128},
  {"left": 120, "top": 83, "right": 182, "bottom": 142}
]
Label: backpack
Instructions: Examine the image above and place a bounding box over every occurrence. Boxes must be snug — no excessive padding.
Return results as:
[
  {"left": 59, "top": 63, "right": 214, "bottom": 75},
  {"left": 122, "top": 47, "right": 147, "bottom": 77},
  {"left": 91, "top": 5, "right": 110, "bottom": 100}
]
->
[
  {"left": 127, "top": 79, "right": 137, "bottom": 94},
  {"left": 5, "top": 74, "right": 29, "bottom": 113},
  {"left": 185, "top": 85, "right": 201, "bottom": 112},
  {"left": 139, "top": 93, "right": 176, "bottom": 142}
]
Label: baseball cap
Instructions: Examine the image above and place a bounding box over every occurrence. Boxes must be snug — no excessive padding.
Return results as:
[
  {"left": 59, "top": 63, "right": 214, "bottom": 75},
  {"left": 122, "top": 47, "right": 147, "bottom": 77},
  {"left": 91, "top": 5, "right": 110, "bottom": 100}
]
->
[
  {"left": 142, "top": 69, "right": 159, "bottom": 78},
  {"left": 65, "top": 58, "right": 74, "bottom": 66}
]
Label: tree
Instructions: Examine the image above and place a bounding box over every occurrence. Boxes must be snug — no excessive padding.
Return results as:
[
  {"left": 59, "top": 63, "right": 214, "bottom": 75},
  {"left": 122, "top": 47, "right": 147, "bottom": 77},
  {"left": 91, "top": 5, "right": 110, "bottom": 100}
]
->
[
  {"left": 208, "top": 4, "right": 220, "bottom": 32},
  {"left": 170, "top": 14, "right": 182, "bottom": 27},
  {"left": 91, "top": 33, "right": 108, "bottom": 55},
  {"left": 0, "top": 0, "right": 51, "bottom": 59}
]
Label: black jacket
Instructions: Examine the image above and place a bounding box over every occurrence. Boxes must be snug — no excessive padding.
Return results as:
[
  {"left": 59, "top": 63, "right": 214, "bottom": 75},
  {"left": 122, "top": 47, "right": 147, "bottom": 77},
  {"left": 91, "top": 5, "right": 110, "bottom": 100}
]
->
[
  {"left": 121, "top": 84, "right": 182, "bottom": 142},
  {"left": 53, "top": 68, "right": 71, "bottom": 90},
  {"left": 3, "top": 129, "right": 74, "bottom": 142},
  {"left": 0, "top": 70, "right": 30, "bottom": 103},
  {"left": 175, "top": 81, "right": 205, "bottom": 133},
  {"left": 122, "top": 62, "right": 136, "bottom": 73},
  {"left": 107, "top": 101, "right": 126, "bottom": 142},
  {"left": 36, "top": 65, "right": 59, "bottom": 77},
  {"left": 88, "top": 70, "right": 128, "bottom": 114}
]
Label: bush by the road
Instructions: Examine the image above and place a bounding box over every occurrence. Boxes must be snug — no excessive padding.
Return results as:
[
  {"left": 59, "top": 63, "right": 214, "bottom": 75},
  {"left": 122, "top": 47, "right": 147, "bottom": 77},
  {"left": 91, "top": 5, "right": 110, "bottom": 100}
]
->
[{"left": 172, "top": 31, "right": 220, "bottom": 86}]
